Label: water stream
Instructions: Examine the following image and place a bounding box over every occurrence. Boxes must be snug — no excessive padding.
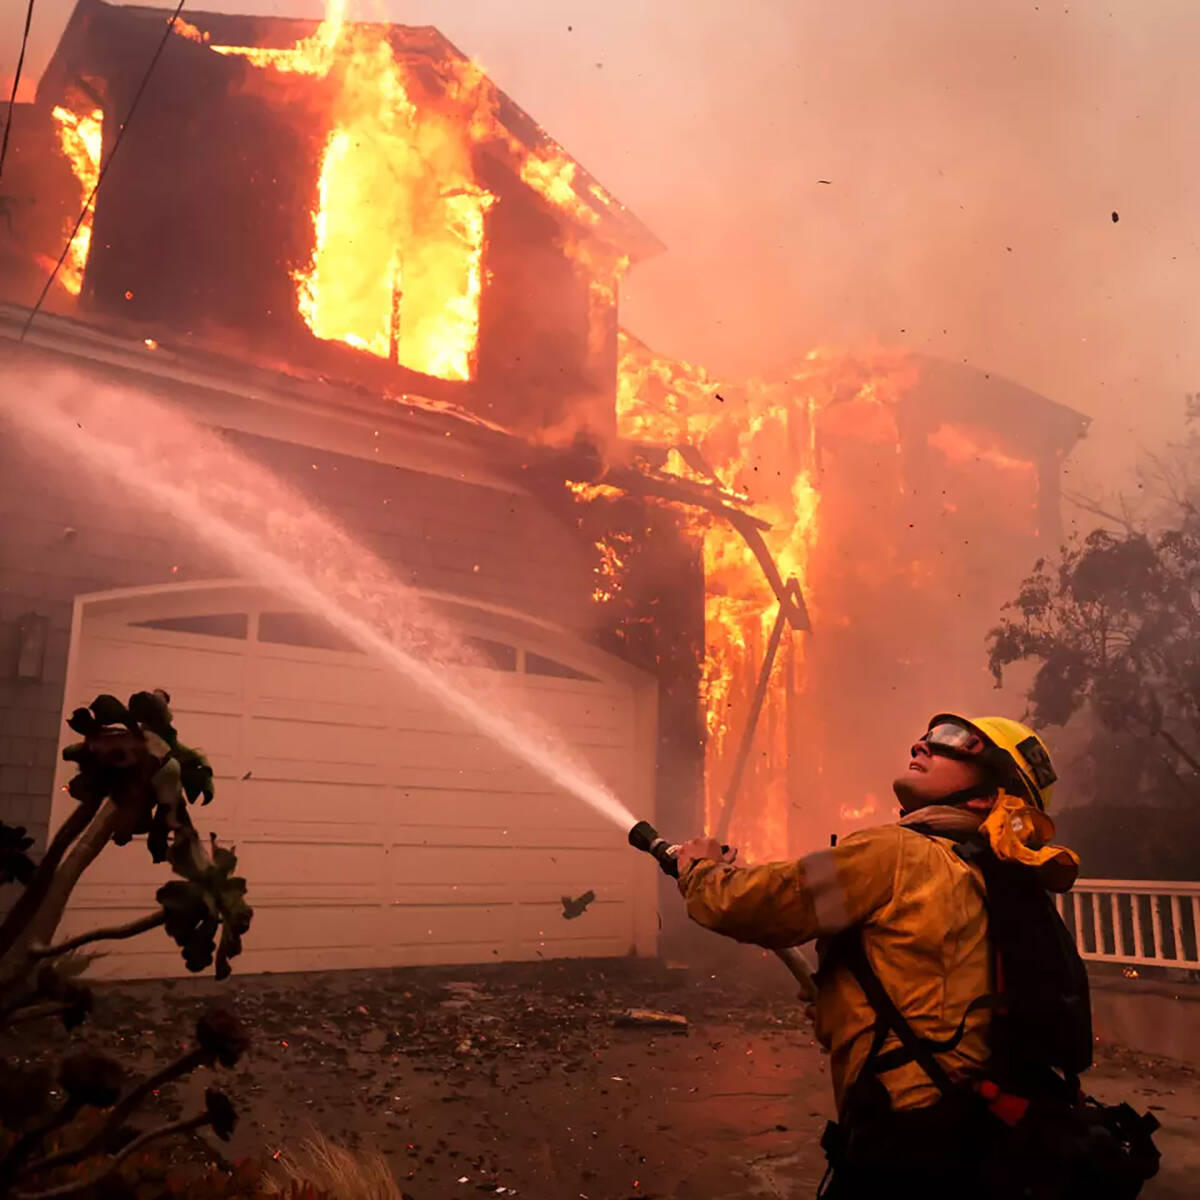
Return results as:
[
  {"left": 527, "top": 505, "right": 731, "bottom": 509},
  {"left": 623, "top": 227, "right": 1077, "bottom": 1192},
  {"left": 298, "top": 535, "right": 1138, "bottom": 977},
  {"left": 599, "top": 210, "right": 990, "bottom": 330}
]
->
[{"left": 2, "top": 368, "right": 638, "bottom": 833}]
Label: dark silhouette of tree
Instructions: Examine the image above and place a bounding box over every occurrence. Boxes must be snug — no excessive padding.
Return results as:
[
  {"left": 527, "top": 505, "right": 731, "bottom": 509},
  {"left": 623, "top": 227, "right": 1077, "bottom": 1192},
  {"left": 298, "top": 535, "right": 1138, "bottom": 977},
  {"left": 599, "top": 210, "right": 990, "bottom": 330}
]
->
[
  {"left": 987, "top": 526, "right": 1200, "bottom": 793},
  {"left": 0, "top": 690, "right": 251, "bottom": 1197},
  {"left": 987, "top": 402, "right": 1200, "bottom": 876}
]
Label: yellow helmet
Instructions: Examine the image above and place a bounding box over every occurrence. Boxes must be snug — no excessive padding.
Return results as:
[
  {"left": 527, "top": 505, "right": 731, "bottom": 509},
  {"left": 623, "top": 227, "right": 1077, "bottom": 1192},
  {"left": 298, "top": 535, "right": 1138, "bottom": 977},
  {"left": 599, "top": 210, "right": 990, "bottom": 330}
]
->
[{"left": 926, "top": 713, "right": 1058, "bottom": 811}]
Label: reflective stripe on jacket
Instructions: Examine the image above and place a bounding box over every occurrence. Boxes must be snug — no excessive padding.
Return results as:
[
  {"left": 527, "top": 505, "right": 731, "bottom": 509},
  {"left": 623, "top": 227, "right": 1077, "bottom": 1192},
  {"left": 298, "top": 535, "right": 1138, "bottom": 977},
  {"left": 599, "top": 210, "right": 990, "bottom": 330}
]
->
[{"left": 678, "top": 824, "right": 992, "bottom": 1113}]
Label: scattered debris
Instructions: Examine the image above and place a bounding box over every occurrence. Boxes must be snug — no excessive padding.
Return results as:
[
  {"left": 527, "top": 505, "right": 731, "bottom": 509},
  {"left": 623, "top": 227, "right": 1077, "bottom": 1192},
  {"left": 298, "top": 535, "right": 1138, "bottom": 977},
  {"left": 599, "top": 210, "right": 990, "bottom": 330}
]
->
[
  {"left": 613, "top": 1009, "right": 688, "bottom": 1032},
  {"left": 441, "top": 981, "right": 487, "bottom": 1010},
  {"left": 561, "top": 890, "right": 596, "bottom": 920}
]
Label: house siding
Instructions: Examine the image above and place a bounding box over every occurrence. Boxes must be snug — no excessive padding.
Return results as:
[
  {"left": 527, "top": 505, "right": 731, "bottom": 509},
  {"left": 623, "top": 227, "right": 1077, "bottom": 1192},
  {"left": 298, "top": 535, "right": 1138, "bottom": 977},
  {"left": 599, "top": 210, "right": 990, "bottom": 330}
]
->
[{"left": 0, "top": 391, "right": 600, "bottom": 852}]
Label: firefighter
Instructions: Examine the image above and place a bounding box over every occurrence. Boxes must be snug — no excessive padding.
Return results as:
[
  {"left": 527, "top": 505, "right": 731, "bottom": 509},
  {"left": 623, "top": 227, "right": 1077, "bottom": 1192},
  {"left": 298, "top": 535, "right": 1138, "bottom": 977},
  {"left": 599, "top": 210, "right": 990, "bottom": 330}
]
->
[{"left": 674, "top": 714, "right": 1083, "bottom": 1198}]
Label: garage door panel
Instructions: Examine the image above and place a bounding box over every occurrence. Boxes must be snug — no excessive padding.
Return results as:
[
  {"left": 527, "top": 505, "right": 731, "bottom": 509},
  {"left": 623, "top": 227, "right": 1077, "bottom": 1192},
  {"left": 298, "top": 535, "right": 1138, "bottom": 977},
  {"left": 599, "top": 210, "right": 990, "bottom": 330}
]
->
[
  {"left": 385, "top": 788, "right": 618, "bottom": 835},
  {"left": 251, "top": 694, "right": 391, "bottom": 729},
  {"left": 390, "top": 882, "right": 510, "bottom": 906},
  {"left": 250, "top": 656, "right": 391, "bottom": 715},
  {"left": 513, "top": 803, "right": 628, "bottom": 838},
  {"left": 505, "top": 847, "right": 632, "bottom": 889},
  {"left": 386, "top": 764, "right": 548, "bottom": 792},
  {"left": 239, "top": 780, "right": 391, "bottom": 827},
  {"left": 390, "top": 707, "right": 491, "bottom": 736},
  {"left": 570, "top": 744, "right": 636, "bottom": 787},
  {"left": 385, "top": 730, "right": 626, "bottom": 774},
  {"left": 69, "top": 874, "right": 167, "bottom": 907},
  {"left": 249, "top": 904, "right": 383, "bottom": 952},
  {"left": 166, "top": 710, "right": 242, "bottom": 766},
  {"left": 252, "top": 757, "right": 382, "bottom": 786},
  {"left": 383, "top": 844, "right": 522, "bottom": 887},
  {"left": 515, "top": 690, "right": 627, "bottom": 731},
  {"left": 82, "top": 635, "right": 245, "bottom": 701},
  {"left": 385, "top": 729, "right": 510, "bottom": 770},
  {"left": 385, "top": 789, "right": 587, "bottom": 831},
  {"left": 249, "top": 716, "right": 387, "bottom": 766},
  {"left": 239, "top": 819, "right": 389, "bottom": 847},
  {"left": 391, "top": 759, "right": 629, "bottom": 799},
  {"left": 59, "top": 593, "right": 653, "bottom": 978},
  {"left": 512, "top": 933, "right": 630, "bottom": 960},
  {"left": 387, "top": 903, "right": 513, "bottom": 948},
  {"left": 513, "top": 897, "right": 632, "bottom": 940},
  {"left": 387, "top": 692, "right": 628, "bottom": 745},
  {"left": 236, "top": 839, "right": 382, "bottom": 886}
]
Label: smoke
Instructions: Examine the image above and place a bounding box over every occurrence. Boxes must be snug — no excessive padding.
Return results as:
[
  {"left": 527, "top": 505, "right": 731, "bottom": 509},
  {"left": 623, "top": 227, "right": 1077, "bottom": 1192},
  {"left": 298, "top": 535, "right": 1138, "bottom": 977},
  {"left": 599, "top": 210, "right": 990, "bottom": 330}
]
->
[{"left": 12, "top": 1, "right": 1197, "bottom": 491}]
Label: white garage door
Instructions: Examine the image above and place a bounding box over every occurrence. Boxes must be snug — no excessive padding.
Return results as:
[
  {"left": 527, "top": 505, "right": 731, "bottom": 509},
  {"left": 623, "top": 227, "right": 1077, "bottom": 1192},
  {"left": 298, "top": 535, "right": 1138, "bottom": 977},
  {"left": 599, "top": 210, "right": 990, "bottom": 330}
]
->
[{"left": 50, "top": 584, "right": 657, "bottom": 979}]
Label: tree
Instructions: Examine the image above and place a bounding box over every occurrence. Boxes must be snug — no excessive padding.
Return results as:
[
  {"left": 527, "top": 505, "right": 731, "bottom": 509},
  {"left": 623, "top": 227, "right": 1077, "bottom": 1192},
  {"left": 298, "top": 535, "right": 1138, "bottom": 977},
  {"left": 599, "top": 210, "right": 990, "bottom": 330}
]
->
[
  {"left": 0, "top": 690, "right": 252, "bottom": 1198},
  {"left": 987, "top": 397, "right": 1200, "bottom": 876},
  {"left": 987, "top": 525, "right": 1200, "bottom": 794}
]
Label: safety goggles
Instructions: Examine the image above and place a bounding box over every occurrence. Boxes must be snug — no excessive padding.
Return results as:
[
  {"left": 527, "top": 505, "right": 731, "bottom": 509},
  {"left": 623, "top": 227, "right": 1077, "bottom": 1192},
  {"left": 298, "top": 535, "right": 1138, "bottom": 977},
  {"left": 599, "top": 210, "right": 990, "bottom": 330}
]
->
[{"left": 914, "top": 721, "right": 988, "bottom": 761}]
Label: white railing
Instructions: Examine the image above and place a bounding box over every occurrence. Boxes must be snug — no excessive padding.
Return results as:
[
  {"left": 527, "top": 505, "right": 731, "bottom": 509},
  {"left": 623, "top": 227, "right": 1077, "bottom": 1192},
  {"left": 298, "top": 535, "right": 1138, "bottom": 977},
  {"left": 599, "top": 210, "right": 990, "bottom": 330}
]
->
[{"left": 1055, "top": 880, "right": 1200, "bottom": 970}]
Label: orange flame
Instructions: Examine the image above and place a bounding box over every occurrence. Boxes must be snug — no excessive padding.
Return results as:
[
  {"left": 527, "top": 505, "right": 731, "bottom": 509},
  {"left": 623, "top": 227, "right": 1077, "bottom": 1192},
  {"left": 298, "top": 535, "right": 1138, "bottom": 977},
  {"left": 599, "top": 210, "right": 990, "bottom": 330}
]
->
[
  {"left": 172, "top": 17, "right": 208, "bottom": 44},
  {"left": 592, "top": 532, "right": 634, "bottom": 603},
  {"left": 214, "top": 14, "right": 494, "bottom": 381},
  {"left": 211, "top": 6, "right": 625, "bottom": 382},
  {"left": 609, "top": 339, "right": 931, "bottom": 861},
  {"left": 567, "top": 480, "right": 625, "bottom": 502},
  {"left": 613, "top": 334, "right": 846, "bottom": 861},
  {"left": 927, "top": 423, "right": 1039, "bottom": 481},
  {"left": 840, "top": 794, "right": 878, "bottom": 822},
  {"left": 51, "top": 106, "right": 103, "bottom": 296}
]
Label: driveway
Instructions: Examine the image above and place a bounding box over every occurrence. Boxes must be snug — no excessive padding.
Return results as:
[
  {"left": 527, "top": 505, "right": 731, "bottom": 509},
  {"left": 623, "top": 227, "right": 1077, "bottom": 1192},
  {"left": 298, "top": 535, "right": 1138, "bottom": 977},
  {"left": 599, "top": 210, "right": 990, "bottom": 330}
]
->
[{"left": 3, "top": 955, "right": 1196, "bottom": 1198}]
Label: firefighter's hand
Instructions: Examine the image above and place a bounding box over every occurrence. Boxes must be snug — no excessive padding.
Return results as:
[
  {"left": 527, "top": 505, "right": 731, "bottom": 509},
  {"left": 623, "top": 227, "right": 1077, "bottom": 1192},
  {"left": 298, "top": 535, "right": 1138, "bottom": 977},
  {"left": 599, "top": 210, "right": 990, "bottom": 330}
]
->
[{"left": 676, "top": 836, "right": 737, "bottom": 877}]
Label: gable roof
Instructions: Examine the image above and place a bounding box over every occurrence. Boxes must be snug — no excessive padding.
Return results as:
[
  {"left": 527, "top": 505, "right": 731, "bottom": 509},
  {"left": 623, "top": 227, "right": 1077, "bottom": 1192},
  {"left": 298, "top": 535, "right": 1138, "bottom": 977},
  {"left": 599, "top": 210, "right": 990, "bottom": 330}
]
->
[{"left": 38, "top": 0, "right": 664, "bottom": 263}]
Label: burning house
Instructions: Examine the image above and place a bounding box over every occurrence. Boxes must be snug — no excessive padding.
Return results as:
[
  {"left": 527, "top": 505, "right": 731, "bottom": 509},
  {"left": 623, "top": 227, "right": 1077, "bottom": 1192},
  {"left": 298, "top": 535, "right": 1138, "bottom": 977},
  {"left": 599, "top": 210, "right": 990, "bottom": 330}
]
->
[
  {"left": 596, "top": 339, "right": 1089, "bottom": 862},
  {"left": 0, "top": 2, "right": 1089, "bottom": 978},
  {"left": 0, "top": 1, "right": 696, "bottom": 977}
]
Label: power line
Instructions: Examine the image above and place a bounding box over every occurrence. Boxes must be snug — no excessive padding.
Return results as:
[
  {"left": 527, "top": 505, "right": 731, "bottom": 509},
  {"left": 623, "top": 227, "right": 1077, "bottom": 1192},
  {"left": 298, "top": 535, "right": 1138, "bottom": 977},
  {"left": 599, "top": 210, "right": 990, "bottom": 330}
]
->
[
  {"left": 21, "top": 0, "right": 186, "bottom": 341},
  {"left": 0, "top": 0, "right": 37, "bottom": 185}
]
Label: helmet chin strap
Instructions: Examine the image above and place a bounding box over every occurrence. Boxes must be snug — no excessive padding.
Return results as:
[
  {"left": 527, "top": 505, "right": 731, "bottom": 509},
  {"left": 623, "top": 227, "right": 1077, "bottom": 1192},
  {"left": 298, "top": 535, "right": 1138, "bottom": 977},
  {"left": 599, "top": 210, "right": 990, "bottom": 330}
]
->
[{"left": 938, "top": 780, "right": 1002, "bottom": 808}]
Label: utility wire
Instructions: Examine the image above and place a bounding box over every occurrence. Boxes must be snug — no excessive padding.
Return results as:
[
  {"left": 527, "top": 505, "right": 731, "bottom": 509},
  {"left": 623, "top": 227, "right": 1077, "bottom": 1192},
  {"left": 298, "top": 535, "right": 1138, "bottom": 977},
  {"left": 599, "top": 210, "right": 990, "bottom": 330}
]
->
[
  {"left": 0, "top": 0, "right": 37, "bottom": 185},
  {"left": 20, "top": 0, "right": 186, "bottom": 341}
]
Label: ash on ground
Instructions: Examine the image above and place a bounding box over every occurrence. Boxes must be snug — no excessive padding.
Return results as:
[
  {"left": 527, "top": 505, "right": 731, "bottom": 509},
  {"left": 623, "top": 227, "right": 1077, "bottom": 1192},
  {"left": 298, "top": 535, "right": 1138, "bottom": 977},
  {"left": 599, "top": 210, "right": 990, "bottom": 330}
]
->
[{"left": 2, "top": 957, "right": 1195, "bottom": 1199}]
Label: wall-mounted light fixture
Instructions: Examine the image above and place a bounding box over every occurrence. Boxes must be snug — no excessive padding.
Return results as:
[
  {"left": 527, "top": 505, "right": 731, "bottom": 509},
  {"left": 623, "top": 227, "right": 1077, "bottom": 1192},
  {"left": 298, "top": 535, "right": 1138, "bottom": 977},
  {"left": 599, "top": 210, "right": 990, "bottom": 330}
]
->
[{"left": 13, "top": 612, "right": 50, "bottom": 682}]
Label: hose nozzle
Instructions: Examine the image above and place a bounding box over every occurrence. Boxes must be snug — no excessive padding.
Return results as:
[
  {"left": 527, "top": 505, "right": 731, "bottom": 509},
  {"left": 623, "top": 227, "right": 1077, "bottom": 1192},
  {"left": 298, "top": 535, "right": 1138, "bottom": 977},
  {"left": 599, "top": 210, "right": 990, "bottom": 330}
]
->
[{"left": 628, "top": 820, "right": 681, "bottom": 878}]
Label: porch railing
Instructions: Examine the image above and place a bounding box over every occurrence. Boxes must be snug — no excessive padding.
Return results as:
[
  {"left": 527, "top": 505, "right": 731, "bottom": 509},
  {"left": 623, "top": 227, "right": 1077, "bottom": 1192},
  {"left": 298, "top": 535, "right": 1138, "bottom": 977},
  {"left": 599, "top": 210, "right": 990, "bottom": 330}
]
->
[{"left": 1056, "top": 879, "right": 1200, "bottom": 970}]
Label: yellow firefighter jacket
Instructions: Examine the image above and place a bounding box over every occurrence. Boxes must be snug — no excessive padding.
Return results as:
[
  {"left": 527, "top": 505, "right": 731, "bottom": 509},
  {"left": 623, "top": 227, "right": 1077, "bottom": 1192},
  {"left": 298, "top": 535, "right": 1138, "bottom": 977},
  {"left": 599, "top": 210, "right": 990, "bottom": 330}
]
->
[{"left": 679, "top": 801, "right": 1079, "bottom": 1115}]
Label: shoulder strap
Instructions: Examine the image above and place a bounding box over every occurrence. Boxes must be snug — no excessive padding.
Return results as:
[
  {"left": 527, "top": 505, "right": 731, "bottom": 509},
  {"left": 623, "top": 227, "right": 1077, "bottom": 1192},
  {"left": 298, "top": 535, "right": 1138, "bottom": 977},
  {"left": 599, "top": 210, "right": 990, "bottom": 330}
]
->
[
  {"left": 839, "top": 934, "right": 959, "bottom": 1096},
  {"left": 834, "top": 825, "right": 998, "bottom": 1097}
]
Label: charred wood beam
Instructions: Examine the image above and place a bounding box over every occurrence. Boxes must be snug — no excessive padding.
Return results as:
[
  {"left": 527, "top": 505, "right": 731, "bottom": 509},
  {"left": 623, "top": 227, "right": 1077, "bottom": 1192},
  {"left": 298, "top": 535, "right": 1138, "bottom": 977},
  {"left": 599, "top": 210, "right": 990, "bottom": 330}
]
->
[
  {"left": 713, "top": 594, "right": 792, "bottom": 845},
  {"left": 519, "top": 437, "right": 811, "bottom": 631},
  {"left": 600, "top": 467, "right": 810, "bottom": 633}
]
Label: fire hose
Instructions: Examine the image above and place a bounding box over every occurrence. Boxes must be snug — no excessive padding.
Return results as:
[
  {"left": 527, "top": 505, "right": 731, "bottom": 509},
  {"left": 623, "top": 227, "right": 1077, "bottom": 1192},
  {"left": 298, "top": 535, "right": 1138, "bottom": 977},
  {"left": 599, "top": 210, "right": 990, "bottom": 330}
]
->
[{"left": 628, "top": 820, "right": 818, "bottom": 1002}]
